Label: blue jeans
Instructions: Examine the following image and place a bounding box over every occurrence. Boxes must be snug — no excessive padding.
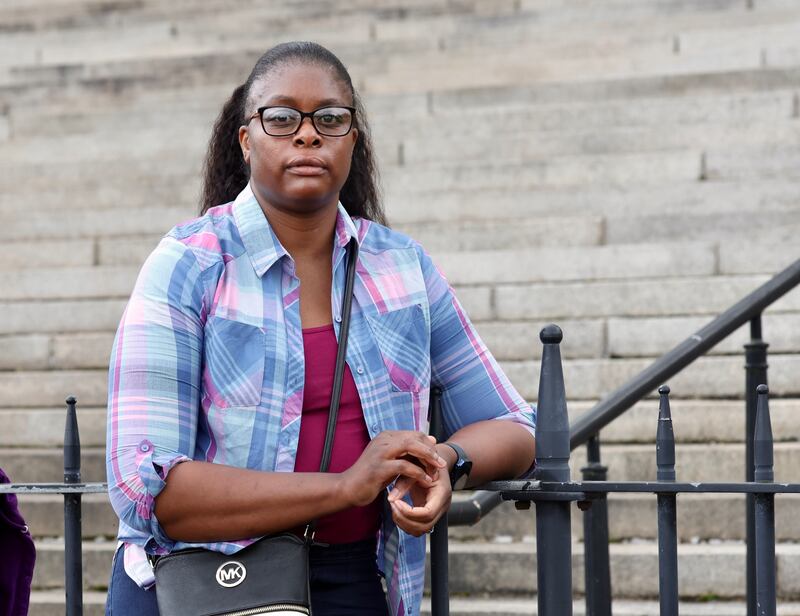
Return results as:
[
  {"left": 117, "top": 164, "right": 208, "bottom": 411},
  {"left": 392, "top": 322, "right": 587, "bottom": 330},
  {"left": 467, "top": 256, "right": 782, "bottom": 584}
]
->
[{"left": 105, "top": 539, "right": 389, "bottom": 616}]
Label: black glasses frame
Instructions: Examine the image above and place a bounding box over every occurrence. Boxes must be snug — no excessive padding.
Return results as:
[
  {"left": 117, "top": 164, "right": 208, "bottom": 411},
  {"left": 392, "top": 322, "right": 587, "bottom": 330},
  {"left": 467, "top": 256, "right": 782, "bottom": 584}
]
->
[{"left": 247, "top": 105, "right": 357, "bottom": 137}]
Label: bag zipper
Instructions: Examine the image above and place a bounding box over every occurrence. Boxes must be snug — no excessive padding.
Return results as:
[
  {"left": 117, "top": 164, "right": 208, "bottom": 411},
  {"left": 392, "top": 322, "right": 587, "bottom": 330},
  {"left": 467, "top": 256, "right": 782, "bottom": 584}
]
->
[{"left": 222, "top": 605, "right": 309, "bottom": 616}]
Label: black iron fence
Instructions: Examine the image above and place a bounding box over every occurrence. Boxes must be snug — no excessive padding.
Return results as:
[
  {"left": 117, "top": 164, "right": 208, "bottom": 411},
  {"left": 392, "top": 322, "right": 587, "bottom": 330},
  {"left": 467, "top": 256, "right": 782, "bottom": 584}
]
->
[
  {"left": 0, "top": 396, "right": 105, "bottom": 616},
  {"left": 432, "top": 258, "right": 800, "bottom": 616},
  {"left": 430, "top": 324, "right": 792, "bottom": 616},
  {"left": 3, "top": 259, "right": 800, "bottom": 616}
]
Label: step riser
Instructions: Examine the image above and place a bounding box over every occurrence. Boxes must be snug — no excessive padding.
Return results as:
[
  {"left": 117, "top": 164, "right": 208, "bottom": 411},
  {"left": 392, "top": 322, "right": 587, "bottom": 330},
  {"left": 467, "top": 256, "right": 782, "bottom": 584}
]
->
[
  {"left": 7, "top": 349, "right": 800, "bottom": 409},
  {"left": 6, "top": 397, "right": 800, "bottom": 448},
  {"left": 5, "top": 441, "right": 800, "bottom": 484},
  {"left": 19, "top": 493, "right": 800, "bottom": 545},
  {"left": 27, "top": 541, "right": 800, "bottom": 599}
]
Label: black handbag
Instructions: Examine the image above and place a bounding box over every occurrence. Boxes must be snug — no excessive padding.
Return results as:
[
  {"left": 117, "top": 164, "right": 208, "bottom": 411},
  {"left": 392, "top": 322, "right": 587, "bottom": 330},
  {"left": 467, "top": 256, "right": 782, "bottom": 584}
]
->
[{"left": 152, "top": 239, "right": 359, "bottom": 616}]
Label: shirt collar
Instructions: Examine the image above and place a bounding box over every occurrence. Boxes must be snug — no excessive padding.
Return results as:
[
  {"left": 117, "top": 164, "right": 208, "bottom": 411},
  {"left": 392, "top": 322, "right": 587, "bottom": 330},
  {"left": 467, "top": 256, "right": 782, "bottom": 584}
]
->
[{"left": 232, "top": 181, "right": 361, "bottom": 278}]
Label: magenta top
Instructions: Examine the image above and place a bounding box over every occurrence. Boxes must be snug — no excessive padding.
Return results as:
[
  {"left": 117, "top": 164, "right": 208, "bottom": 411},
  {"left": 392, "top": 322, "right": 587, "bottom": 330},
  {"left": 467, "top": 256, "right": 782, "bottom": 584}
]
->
[{"left": 293, "top": 323, "right": 381, "bottom": 543}]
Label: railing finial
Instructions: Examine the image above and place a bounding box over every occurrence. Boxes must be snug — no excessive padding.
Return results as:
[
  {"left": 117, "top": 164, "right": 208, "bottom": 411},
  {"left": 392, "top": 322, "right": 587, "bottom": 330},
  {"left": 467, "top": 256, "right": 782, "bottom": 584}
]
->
[
  {"left": 540, "top": 324, "right": 563, "bottom": 345},
  {"left": 754, "top": 384, "right": 774, "bottom": 483},
  {"left": 64, "top": 396, "right": 81, "bottom": 485},
  {"left": 535, "top": 324, "right": 570, "bottom": 483},
  {"left": 656, "top": 385, "right": 676, "bottom": 482}
]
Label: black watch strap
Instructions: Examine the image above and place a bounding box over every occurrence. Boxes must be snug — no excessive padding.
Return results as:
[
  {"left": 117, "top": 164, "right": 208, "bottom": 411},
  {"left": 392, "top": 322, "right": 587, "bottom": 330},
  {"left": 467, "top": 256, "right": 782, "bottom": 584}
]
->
[{"left": 445, "top": 442, "right": 472, "bottom": 490}]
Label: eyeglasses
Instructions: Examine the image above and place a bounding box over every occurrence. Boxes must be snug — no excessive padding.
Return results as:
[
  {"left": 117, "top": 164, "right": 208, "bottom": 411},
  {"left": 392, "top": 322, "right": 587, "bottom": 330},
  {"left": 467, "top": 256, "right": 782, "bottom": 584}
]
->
[{"left": 247, "top": 105, "right": 356, "bottom": 137}]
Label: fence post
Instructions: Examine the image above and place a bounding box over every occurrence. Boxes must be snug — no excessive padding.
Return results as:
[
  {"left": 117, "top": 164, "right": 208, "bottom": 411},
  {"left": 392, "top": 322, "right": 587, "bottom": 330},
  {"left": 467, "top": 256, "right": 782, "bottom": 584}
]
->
[
  {"left": 428, "top": 387, "right": 449, "bottom": 616},
  {"left": 745, "top": 315, "right": 768, "bottom": 616},
  {"left": 534, "top": 325, "right": 572, "bottom": 616},
  {"left": 581, "top": 435, "right": 612, "bottom": 616},
  {"left": 753, "top": 384, "right": 776, "bottom": 616},
  {"left": 64, "top": 396, "right": 84, "bottom": 616},
  {"left": 655, "top": 385, "right": 678, "bottom": 615}
]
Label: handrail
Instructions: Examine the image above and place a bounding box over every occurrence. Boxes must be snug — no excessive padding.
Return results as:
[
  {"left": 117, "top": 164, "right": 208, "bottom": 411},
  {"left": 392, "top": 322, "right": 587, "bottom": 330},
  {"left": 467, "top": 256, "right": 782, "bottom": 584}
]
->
[
  {"left": 450, "top": 257, "right": 800, "bottom": 525},
  {"left": 570, "top": 257, "right": 800, "bottom": 449}
]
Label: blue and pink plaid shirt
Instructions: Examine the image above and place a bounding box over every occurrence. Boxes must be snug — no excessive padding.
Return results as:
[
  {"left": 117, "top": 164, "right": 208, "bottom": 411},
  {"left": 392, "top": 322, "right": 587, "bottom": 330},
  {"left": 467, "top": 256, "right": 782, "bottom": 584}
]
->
[{"left": 106, "top": 182, "right": 536, "bottom": 616}]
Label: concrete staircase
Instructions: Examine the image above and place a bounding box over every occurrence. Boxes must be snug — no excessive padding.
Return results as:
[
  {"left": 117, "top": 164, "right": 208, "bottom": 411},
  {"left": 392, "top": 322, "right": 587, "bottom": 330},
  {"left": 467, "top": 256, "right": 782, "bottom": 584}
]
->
[{"left": 1, "top": 0, "right": 799, "bottom": 613}]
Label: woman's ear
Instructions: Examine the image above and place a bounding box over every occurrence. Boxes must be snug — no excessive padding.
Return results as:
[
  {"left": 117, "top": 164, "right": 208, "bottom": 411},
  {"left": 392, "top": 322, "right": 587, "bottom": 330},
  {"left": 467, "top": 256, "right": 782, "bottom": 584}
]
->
[{"left": 239, "top": 125, "right": 251, "bottom": 165}]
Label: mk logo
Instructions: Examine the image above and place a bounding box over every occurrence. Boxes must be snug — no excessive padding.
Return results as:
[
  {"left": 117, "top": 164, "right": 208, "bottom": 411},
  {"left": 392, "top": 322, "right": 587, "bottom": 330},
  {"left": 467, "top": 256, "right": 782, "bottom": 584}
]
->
[{"left": 216, "top": 561, "right": 247, "bottom": 588}]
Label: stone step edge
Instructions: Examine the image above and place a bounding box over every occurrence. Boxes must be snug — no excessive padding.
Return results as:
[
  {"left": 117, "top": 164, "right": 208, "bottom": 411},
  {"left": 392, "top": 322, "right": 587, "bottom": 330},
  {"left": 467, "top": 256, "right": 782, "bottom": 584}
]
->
[
  {"left": 420, "top": 597, "right": 800, "bottom": 615},
  {"left": 27, "top": 592, "right": 800, "bottom": 616},
  {"left": 31, "top": 539, "right": 800, "bottom": 555}
]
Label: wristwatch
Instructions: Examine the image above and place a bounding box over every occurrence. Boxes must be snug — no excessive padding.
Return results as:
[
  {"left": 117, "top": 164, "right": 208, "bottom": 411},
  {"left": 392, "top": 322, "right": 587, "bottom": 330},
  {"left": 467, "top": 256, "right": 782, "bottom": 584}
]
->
[{"left": 445, "top": 442, "right": 472, "bottom": 490}]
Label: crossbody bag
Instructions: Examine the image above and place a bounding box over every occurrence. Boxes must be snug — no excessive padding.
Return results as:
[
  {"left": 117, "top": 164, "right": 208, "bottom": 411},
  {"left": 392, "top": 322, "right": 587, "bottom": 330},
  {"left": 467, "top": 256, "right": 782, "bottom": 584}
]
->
[{"left": 152, "top": 239, "right": 359, "bottom": 616}]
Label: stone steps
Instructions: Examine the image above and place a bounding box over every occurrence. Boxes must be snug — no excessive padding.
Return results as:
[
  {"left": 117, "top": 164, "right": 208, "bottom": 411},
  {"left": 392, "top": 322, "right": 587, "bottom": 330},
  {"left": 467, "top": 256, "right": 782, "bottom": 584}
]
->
[
  {"left": 421, "top": 598, "right": 800, "bottom": 616},
  {"left": 0, "top": 272, "right": 792, "bottom": 344},
  {"left": 5, "top": 441, "right": 800, "bottom": 485},
  {"left": 4, "top": 145, "right": 792, "bottom": 204},
  {"left": 22, "top": 538, "right": 800, "bottom": 598},
  {"left": 4, "top": 96, "right": 797, "bottom": 163},
  {"left": 363, "top": 44, "right": 766, "bottom": 96},
  {"left": 0, "top": 0, "right": 791, "bottom": 73},
  {"left": 14, "top": 490, "right": 800, "bottom": 544},
  {"left": 3, "top": 345, "right": 800, "bottom": 408},
  {"left": 24, "top": 593, "right": 800, "bottom": 616},
  {"left": 2, "top": 249, "right": 792, "bottom": 302},
  {"left": 3, "top": 175, "right": 797, "bottom": 227},
  {"left": 0, "top": 332, "right": 115, "bottom": 371},
  {"left": 0, "top": 300, "right": 788, "bottom": 370},
  {"left": 4, "top": 397, "right": 800, "bottom": 450},
  {"left": 0, "top": 299, "right": 126, "bottom": 335},
  {"left": 0, "top": 144, "right": 706, "bottom": 189},
  {"left": 0, "top": 214, "right": 604, "bottom": 268},
  {"left": 0, "top": 207, "right": 196, "bottom": 240},
  {"left": 504, "top": 353, "right": 800, "bottom": 400},
  {"left": 8, "top": 87, "right": 795, "bottom": 144},
  {"left": 433, "top": 242, "right": 718, "bottom": 285},
  {"left": 477, "top": 312, "right": 800, "bottom": 361},
  {"left": 385, "top": 181, "right": 799, "bottom": 225},
  {"left": 1, "top": 6, "right": 789, "bottom": 97},
  {"left": 493, "top": 274, "right": 800, "bottom": 320}
]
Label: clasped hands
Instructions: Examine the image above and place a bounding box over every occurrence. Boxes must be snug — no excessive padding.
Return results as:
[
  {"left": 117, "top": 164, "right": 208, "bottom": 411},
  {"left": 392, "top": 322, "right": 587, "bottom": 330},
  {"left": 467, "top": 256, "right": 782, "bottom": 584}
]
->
[{"left": 340, "top": 430, "right": 453, "bottom": 537}]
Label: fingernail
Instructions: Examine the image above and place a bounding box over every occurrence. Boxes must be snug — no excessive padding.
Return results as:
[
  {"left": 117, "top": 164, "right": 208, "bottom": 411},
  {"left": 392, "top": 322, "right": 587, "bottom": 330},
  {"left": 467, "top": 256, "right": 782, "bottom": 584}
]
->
[{"left": 425, "top": 475, "right": 433, "bottom": 483}]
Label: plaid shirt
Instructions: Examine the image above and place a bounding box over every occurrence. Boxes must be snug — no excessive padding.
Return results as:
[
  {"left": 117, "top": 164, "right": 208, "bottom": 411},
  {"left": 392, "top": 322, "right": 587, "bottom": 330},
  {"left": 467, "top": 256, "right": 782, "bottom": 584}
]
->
[{"left": 106, "top": 183, "right": 536, "bottom": 616}]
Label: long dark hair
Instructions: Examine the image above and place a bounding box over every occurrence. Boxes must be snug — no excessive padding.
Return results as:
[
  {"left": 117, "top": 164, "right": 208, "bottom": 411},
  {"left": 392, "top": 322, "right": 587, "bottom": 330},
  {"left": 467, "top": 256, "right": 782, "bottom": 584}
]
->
[{"left": 200, "top": 41, "right": 386, "bottom": 225}]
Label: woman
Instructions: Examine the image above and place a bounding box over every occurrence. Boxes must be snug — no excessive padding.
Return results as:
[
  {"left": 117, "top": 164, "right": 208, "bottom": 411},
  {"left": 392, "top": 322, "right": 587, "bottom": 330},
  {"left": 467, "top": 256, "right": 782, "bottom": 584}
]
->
[{"left": 106, "top": 41, "right": 536, "bottom": 616}]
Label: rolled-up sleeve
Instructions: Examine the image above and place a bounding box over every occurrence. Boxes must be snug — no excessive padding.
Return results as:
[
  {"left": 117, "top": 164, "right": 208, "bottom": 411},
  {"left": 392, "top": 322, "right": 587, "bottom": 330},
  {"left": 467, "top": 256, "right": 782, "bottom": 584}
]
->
[
  {"left": 106, "top": 236, "right": 207, "bottom": 553},
  {"left": 416, "top": 244, "right": 536, "bottom": 451}
]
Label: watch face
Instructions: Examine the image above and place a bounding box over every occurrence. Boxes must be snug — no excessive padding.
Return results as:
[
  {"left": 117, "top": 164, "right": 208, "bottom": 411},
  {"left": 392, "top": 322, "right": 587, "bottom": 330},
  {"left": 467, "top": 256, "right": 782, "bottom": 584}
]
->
[
  {"left": 453, "top": 474, "right": 469, "bottom": 491},
  {"left": 450, "top": 457, "right": 473, "bottom": 490}
]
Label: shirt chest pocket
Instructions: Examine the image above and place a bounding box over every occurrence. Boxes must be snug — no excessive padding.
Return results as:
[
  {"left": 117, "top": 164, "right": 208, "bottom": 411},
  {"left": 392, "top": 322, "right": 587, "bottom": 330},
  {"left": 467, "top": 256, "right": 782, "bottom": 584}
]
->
[
  {"left": 365, "top": 304, "right": 430, "bottom": 393},
  {"left": 203, "top": 316, "right": 266, "bottom": 409}
]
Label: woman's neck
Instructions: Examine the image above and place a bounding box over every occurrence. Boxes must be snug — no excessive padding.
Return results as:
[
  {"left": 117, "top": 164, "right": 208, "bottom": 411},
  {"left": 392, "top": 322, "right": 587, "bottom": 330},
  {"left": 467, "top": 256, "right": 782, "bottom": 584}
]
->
[{"left": 255, "top": 195, "right": 339, "bottom": 261}]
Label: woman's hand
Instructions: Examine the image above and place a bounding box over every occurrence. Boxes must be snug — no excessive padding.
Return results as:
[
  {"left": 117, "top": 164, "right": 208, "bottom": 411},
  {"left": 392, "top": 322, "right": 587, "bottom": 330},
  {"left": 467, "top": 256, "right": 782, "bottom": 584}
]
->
[
  {"left": 340, "top": 430, "right": 447, "bottom": 507},
  {"left": 387, "top": 468, "right": 452, "bottom": 536}
]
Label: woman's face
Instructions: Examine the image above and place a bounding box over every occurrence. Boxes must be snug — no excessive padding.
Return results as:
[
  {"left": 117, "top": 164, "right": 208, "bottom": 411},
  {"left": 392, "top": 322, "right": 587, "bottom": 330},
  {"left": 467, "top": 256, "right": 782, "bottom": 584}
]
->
[{"left": 239, "top": 62, "right": 359, "bottom": 216}]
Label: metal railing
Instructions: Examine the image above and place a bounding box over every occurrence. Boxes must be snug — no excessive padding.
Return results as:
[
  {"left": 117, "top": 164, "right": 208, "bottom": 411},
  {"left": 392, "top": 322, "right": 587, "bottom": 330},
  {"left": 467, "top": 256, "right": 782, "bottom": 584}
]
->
[
  {"left": 1, "top": 397, "right": 105, "bottom": 616},
  {"left": 431, "top": 257, "right": 800, "bottom": 616}
]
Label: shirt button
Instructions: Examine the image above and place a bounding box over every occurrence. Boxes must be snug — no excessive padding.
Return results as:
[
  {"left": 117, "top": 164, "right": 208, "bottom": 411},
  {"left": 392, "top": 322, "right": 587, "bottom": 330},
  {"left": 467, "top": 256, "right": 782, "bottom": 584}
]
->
[
  {"left": 371, "top": 424, "right": 379, "bottom": 433},
  {"left": 335, "top": 315, "right": 342, "bottom": 323},
  {"left": 139, "top": 442, "right": 150, "bottom": 453},
  {"left": 356, "top": 366, "right": 364, "bottom": 375}
]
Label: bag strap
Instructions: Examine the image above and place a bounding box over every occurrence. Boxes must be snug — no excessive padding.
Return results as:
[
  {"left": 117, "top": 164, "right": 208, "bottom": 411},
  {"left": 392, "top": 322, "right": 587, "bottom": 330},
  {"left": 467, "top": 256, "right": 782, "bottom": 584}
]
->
[
  {"left": 318, "top": 238, "right": 358, "bottom": 474},
  {"left": 305, "top": 238, "right": 358, "bottom": 541}
]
